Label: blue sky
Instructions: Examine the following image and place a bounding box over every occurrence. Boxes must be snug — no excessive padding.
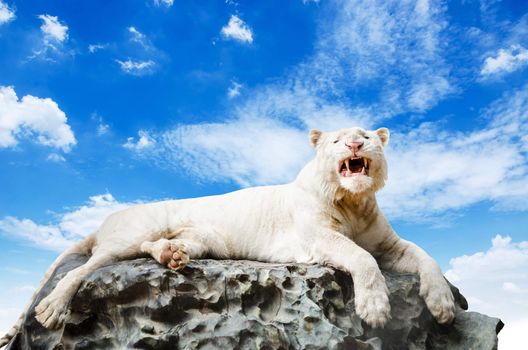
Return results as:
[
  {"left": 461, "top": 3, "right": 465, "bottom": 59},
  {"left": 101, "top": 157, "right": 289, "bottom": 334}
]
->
[{"left": 0, "top": 0, "right": 527, "bottom": 347}]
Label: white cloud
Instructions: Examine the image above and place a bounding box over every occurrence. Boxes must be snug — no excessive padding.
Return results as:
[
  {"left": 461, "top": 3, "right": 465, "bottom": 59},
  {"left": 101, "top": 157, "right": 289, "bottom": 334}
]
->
[
  {"left": 128, "top": 26, "right": 149, "bottom": 48},
  {"left": 116, "top": 59, "right": 156, "bottom": 76},
  {"left": 406, "top": 77, "right": 451, "bottom": 112},
  {"left": 47, "top": 153, "right": 65, "bottom": 162},
  {"left": 377, "top": 83, "right": 528, "bottom": 220},
  {"left": 445, "top": 235, "right": 528, "bottom": 350},
  {"left": 158, "top": 117, "right": 312, "bottom": 186},
  {"left": 0, "top": 0, "right": 15, "bottom": 24},
  {"left": 481, "top": 44, "right": 528, "bottom": 76},
  {"left": 127, "top": 26, "right": 160, "bottom": 54},
  {"left": 304, "top": 0, "right": 452, "bottom": 112},
  {"left": 227, "top": 81, "right": 242, "bottom": 98},
  {"left": 38, "top": 14, "right": 68, "bottom": 42},
  {"left": 221, "top": 15, "right": 253, "bottom": 44},
  {"left": 29, "top": 14, "right": 71, "bottom": 61},
  {"left": 123, "top": 130, "right": 155, "bottom": 150},
  {"left": 153, "top": 0, "right": 173, "bottom": 7},
  {"left": 88, "top": 43, "right": 108, "bottom": 53},
  {"left": 128, "top": 26, "right": 145, "bottom": 40},
  {"left": 0, "top": 85, "right": 76, "bottom": 152},
  {"left": 0, "top": 216, "right": 79, "bottom": 252},
  {"left": 116, "top": 26, "right": 162, "bottom": 74},
  {"left": 97, "top": 123, "right": 109, "bottom": 135},
  {"left": 91, "top": 113, "right": 109, "bottom": 135},
  {"left": 0, "top": 194, "right": 136, "bottom": 252},
  {"left": 377, "top": 126, "right": 521, "bottom": 219}
]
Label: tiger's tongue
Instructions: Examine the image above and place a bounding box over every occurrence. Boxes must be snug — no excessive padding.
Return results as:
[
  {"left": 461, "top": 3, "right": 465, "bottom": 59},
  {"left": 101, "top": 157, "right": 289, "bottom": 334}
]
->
[{"left": 341, "top": 165, "right": 365, "bottom": 177}]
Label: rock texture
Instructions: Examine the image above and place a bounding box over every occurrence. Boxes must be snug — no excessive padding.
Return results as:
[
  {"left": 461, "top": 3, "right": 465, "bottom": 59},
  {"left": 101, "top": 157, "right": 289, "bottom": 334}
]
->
[{"left": 6, "top": 254, "right": 503, "bottom": 350}]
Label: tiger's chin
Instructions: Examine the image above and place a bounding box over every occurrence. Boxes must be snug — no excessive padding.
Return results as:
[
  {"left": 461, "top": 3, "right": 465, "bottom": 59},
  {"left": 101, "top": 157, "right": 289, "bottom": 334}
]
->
[{"left": 339, "top": 175, "right": 375, "bottom": 195}]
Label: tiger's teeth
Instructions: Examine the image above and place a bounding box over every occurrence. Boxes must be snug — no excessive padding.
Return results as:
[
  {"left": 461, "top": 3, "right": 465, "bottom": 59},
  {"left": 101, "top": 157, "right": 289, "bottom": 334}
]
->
[
  {"left": 363, "top": 158, "right": 368, "bottom": 168},
  {"left": 345, "top": 159, "right": 350, "bottom": 171}
]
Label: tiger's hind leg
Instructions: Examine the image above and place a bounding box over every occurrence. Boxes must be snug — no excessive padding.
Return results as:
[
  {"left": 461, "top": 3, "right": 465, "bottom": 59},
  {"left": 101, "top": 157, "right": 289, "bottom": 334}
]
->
[
  {"left": 34, "top": 251, "right": 117, "bottom": 329},
  {"left": 141, "top": 224, "right": 229, "bottom": 270}
]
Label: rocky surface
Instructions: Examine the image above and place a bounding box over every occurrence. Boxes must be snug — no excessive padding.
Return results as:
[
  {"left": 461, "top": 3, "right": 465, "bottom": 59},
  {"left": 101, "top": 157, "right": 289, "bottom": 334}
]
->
[{"left": 6, "top": 253, "right": 503, "bottom": 350}]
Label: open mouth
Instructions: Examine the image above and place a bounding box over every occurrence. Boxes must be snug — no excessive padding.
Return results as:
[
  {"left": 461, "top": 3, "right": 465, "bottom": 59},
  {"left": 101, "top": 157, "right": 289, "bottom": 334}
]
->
[{"left": 339, "top": 157, "right": 369, "bottom": 177}]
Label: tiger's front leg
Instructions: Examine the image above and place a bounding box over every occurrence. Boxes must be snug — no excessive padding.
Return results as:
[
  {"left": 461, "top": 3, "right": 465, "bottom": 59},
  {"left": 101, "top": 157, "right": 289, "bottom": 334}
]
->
[
  {"left": 379, "top": 237, "right": 455, "bottom": 324},
  {"left": 308, "top": 227, "right": 391, "bottom": 327}
]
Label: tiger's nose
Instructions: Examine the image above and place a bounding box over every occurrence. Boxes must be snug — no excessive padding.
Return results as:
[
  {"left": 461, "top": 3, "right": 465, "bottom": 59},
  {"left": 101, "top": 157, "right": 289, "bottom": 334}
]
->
[{"left": 346, "top": 141, "right": 363, "bottom": 152}]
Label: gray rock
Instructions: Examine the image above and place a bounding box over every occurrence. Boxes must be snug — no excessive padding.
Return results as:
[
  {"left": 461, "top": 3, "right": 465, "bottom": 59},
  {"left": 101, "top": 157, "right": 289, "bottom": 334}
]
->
[{"left": 6, "top": 254, "right": 503, "bottom": 350}]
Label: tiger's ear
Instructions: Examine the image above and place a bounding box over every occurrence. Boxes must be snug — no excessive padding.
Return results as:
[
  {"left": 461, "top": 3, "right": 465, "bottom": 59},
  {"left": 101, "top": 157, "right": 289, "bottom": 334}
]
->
[
  {"left": 309, "top": 129, "right": 323, "bottom": 148},
  {"left": 375, "top": 127, "right": 390, "bottom": 146}
]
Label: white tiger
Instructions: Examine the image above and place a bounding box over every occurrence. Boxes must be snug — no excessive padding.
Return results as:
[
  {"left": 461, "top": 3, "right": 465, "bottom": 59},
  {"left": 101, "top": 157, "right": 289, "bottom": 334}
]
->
[{"left": 0, "top": 126, "right": 455, "bottom": 347}]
